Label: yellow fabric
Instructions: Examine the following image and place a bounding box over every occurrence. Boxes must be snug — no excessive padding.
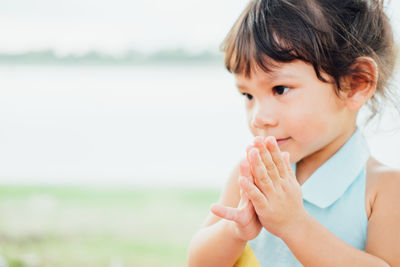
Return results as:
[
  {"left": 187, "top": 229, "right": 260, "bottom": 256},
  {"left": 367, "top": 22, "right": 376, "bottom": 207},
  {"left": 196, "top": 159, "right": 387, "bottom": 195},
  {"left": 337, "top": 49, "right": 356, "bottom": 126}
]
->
[{"left": 234, "top": 244, "right": 261, "bottom": 267}]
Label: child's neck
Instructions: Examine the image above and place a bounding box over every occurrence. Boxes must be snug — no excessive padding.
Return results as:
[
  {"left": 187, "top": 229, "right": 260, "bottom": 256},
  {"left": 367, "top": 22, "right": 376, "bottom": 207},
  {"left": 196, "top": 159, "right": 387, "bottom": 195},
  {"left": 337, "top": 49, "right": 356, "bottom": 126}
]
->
[{"left": 295, "top": 126, "right": 357, "bottom": 185}]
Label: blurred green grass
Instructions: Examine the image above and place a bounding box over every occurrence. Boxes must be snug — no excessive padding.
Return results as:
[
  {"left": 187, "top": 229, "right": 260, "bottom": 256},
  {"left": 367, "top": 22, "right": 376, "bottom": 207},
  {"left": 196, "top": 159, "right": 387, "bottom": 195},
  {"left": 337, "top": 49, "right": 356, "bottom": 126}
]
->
[{"left": 0, "top": 185, "right": 220, "bottom": 267}]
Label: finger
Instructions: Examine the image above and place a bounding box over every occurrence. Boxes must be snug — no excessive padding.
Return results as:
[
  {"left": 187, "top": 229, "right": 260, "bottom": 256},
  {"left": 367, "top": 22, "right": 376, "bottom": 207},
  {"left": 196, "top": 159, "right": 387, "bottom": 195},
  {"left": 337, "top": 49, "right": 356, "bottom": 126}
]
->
[
  {"left": 210, "top": 203, "right": 239, "bottom": 222},
  {"left": 283, "top": 152, "right": 290, "bottom": 171},
  {"left": 265, "top": 136, "right": 288, "bottom": 178},
  {"left": 240, "top": 176, "right": 269, "bottom": 215},
  {"left": 246, "top": 145, "right": 253, "bottom": 155},
  {"left": 247, "top": 148, "right": 274, "bottom": 195},
  {"left": 238, "top": 183, "right": 249, "bottom": 209},
  {"left": 239, "top": 158, "right": 251, "bottom": 178},
  {"left": 240, "top": 158, "right": 255, "bottom": 184},
  {"left": 238, "top": 159, "right": 252, "bottom": 202},
  {"left": 282, "top": 152, "right": 296, "bottom": 180},
  {"left": 253, "top": 136, "right": 281, "bottom": 185}
]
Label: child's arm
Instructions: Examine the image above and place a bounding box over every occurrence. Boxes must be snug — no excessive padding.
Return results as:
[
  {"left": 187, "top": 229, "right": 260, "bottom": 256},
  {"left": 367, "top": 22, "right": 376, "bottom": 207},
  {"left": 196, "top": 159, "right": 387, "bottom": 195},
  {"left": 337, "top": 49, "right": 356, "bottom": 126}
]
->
[
  {"left": 278, "top": 211, "right": 391, "bottom": 267},
  {"left": 276, "top": 177, "right": 400, "bottom": 267},
  {"left": 187, "top": 159, "right": 262, "bottom": 267},
  {"left": 244, "top": 136, "right": 394, "bottom": 267}
]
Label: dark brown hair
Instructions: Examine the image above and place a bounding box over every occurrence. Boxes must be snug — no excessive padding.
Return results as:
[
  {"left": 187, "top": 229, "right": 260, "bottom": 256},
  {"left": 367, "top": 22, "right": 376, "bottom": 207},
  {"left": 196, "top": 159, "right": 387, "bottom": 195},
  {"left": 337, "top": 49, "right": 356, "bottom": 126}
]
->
[{"left": 221, "top": 0, "right": 398, "bottom": 125}]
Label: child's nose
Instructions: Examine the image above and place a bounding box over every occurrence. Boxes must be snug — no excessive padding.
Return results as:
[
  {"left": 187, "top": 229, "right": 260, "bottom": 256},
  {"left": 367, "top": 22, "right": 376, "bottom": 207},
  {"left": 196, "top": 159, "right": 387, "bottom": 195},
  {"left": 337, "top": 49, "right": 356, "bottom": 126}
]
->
[{"left": 251, "top": 105, "right": 278, "bottom": 129}]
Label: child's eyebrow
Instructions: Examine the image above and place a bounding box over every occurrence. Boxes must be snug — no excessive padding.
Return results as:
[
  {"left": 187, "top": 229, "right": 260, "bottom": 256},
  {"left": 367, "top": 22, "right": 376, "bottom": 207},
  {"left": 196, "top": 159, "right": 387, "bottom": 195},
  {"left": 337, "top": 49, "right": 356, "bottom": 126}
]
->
[
  {"left": 236, "top": 84, "right": 248, "bottom": 91},
  {"left": 236, "top": 83, "right": 247, "bottom": 90},
  {"left": 235, "top": 72, "right": 299, "bottom": 91},
  {"left": 266, "top": 72, "right": 299, "bottom": 80}
]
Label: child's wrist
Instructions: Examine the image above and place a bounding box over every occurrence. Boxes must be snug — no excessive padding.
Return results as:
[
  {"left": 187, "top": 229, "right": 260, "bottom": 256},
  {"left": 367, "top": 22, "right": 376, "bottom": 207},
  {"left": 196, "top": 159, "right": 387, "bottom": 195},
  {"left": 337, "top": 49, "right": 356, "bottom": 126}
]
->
[
  {"left": 279, "top": 211, "right": 312, "bottom": 242},
  {"left": 223, "top": 219, "right": 249, "bottom": 243}
]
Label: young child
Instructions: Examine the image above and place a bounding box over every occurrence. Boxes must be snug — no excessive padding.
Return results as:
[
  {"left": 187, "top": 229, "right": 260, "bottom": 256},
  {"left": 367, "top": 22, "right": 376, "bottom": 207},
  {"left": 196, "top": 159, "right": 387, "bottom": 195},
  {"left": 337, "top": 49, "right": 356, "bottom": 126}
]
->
[{"left": 188, "top": 0, "right": 400, "bottom": 266}]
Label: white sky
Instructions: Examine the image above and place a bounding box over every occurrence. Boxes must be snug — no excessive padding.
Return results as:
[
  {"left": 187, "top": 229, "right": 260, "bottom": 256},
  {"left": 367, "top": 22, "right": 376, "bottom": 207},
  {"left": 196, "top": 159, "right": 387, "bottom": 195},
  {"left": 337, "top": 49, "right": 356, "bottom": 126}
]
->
[
  {"left": 1, "top": 0, "right": 399, "bottom": 55},
  {"left": 0, "top": 0, "right": 248, "bottom": 55}
]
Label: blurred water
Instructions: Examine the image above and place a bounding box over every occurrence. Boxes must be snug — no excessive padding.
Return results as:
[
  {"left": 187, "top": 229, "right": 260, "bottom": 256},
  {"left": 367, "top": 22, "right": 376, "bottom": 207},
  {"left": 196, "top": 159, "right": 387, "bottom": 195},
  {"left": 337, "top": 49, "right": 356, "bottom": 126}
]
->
[{"left": 0, "top": 64, "right": 399, "bottom": 187}]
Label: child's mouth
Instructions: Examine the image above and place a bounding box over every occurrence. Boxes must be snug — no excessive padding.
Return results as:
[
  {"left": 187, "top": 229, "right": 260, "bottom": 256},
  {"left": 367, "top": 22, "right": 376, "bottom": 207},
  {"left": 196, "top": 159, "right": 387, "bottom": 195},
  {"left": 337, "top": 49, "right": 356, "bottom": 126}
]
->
[{"left": 277, "top": 137, "right": 291, "bottom": 146}]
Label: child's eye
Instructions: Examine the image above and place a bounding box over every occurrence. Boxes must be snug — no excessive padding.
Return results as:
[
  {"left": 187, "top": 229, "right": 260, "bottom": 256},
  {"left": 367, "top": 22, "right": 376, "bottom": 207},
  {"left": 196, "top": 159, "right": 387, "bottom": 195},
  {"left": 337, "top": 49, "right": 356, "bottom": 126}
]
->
[
  {"left": 241, "top": 93, "right": 253, "bottom": 101},
  {"left": 273, "top": 86, "right": 290, "bottom": 95}
]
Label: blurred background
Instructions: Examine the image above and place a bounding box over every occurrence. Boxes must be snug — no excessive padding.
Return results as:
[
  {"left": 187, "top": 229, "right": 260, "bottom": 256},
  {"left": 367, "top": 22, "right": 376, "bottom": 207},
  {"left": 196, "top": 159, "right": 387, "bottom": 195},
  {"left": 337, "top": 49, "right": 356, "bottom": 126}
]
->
[{"left": 0, "top": 0, "right": 399, "bottom": 266}]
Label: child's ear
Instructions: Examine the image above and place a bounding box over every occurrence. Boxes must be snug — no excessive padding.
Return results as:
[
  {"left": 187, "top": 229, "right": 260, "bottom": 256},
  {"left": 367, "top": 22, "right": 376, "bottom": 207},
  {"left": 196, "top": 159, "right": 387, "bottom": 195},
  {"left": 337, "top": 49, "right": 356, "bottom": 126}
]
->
[{"left": 340, "top": 56, "right": 378, "bottom": 111}]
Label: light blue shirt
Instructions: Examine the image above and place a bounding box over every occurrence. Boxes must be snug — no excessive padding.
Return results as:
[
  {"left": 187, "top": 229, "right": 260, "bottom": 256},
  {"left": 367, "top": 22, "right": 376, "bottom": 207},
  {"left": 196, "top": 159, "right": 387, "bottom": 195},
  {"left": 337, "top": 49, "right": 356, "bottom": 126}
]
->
[{"left": 248, "top": 128, "right": 370, "bottom": 266}]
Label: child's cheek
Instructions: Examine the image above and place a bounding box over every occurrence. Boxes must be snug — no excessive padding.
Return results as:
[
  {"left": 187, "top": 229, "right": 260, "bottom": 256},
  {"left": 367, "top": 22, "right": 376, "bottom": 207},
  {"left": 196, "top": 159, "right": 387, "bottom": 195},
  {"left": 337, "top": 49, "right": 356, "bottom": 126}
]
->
[
  {"left": 288, "top": 114, "right": 329, "bottom": 147},
  {"left": 296, "top": 120, "right": 327, "bottom": 140}
]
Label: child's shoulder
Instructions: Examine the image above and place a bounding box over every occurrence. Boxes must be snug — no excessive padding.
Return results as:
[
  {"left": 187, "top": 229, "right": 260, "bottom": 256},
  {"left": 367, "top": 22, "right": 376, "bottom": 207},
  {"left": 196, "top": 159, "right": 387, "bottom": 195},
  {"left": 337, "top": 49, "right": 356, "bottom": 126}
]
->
[
  {"left": 366, "top": 157, "right": 400, "bottom": 190},
  {"left": 366, "top": 157, "right": 400, "bottom": 219},
  {"left": 364, "top": 157, "right": 400, "bottom": 264}
]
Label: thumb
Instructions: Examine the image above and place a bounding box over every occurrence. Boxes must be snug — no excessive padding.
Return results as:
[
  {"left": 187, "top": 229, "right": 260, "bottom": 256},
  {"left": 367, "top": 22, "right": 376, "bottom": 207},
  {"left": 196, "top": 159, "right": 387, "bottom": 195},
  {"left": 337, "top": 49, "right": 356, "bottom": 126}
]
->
[{"left": 210, "top": 203, "right": 239, "bottom": 222}]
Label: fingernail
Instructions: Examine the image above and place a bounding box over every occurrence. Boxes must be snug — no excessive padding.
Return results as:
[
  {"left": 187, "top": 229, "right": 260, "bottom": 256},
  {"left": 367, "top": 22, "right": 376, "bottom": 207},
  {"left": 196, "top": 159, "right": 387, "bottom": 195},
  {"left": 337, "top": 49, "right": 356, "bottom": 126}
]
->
[
  {"left": 246, "top": 145, "right": 253, "bottom": 155},
  {"left": 250, "top": 148, "right": 259, "bottom": 158},
  {"left": 240, "top": 176, "right": 249, "bottom": 186},
  {"left": 266, "top": 136, "right": 277, "bottom": 147},
  {"left": 254, "top": 136, "right": 264, "bottom": 146},
  {"left": 271, "top": 137, "right": 277, "bottom": 145}
]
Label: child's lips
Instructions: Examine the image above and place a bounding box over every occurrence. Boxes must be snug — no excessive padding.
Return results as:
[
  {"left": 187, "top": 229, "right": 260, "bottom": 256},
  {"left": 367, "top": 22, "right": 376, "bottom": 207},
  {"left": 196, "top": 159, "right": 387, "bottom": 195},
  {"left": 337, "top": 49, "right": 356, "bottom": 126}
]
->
[{"left": 277, "top": 137, "right": 291, "bottom": 146}]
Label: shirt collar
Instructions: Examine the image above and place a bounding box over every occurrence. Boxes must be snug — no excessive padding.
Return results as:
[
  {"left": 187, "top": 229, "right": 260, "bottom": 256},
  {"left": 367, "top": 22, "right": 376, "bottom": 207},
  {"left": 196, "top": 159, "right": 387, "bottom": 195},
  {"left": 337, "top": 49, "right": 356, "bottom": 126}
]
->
[{"left": 290, "top": 128, "right": 370, "bottom": 209}]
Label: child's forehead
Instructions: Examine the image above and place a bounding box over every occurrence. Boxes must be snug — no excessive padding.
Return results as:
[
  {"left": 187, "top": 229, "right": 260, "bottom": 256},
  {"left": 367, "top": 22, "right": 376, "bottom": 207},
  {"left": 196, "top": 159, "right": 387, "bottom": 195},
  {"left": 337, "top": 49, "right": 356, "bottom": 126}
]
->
[{"left": 235, "top": 60, "right": 313, "bottom": 83}]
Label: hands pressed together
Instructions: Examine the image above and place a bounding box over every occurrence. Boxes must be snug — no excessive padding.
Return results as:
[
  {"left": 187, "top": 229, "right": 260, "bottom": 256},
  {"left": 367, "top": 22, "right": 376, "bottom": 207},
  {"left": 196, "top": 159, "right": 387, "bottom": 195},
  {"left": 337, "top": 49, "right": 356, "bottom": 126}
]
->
[{"left": 211, "top": 136, "right": 307, "bottom": 241}]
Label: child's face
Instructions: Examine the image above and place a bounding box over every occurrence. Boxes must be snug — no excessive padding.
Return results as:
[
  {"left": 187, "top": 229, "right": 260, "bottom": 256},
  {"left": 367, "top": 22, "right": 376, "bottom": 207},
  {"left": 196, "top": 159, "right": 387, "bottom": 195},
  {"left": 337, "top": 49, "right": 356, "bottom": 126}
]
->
[{"left": 235, "top": 60, "right": 356, "bottom": 163}]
